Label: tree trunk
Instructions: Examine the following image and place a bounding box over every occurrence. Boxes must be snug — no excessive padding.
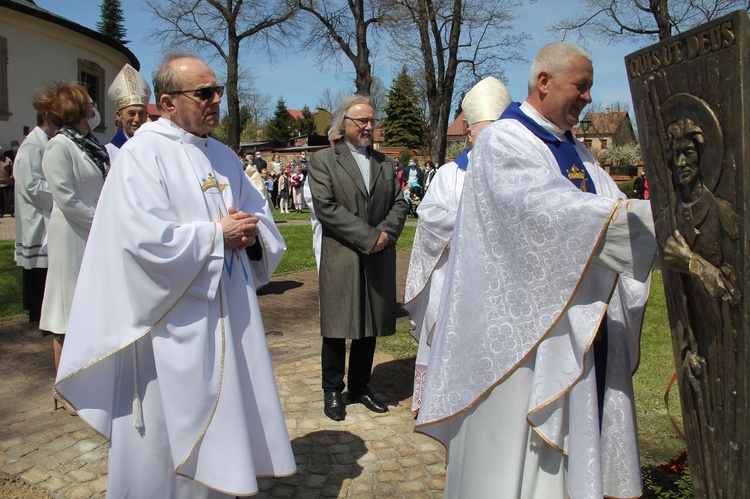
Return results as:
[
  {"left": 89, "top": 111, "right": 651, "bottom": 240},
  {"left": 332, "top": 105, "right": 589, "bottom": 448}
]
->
[
  {"left": 651, "top": 0, "right": 672, "bottom": 40},
  {"left": 352, "top": 0, "right": 372, "bottom": 95},
  {"left": 426, "top": 0, "right": 461, "bottom": 166},
  {"left": 226, "top": 37, "right": 241, "bottom": 146}
]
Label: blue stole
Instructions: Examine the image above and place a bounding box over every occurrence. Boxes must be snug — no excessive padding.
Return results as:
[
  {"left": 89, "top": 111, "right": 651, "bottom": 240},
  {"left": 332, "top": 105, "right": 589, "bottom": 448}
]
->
[
  {"left": 500, "top": 102, "right": 596, "bottom": 194},
  {"left": 454, "top": 149, "right": 470, "bottom": 171},
  {"left": 110, "top": 127, "right": 128, "bottom": 149}
]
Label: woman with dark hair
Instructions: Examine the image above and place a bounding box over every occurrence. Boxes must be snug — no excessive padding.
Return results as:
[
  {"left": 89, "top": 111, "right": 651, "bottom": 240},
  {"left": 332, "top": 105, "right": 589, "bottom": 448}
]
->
[{"left": 36, "top": 81, "right": 108, "bottom": 386}]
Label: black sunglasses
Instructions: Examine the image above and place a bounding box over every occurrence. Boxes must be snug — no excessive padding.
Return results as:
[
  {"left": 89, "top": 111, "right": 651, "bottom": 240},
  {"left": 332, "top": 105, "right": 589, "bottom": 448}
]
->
[{"left": 168, "top": 85, "right": 225, "bottom": 100}]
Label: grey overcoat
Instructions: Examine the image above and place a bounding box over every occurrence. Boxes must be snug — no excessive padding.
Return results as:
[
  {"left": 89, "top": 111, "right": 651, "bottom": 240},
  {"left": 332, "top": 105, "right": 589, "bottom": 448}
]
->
[{"left": 308, "top": 141, "right": 409, "bottom": 339}]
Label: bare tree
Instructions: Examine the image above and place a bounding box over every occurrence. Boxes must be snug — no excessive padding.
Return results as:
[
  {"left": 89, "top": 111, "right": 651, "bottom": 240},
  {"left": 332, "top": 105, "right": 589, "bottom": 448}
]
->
[
  {"left": 316, "top": 87, "right": 349, "bottom": 113},
  {"left": 315, "top": 78, "right": 385, "bottom": 116},
  {"left": 552, "top": 0, "right": 749, "bottom": 43},
  {"left": 384, "top": 0, "right": 528, "bottom": 165},
  {"left": 297, "top": 0, "right": 382, "bottom": 95},
  {"left": 369, "top": 76, "right": 388, "bottom": 116},
  {"left": 146, "top": 0, "right": 298, "bottom": 145}
]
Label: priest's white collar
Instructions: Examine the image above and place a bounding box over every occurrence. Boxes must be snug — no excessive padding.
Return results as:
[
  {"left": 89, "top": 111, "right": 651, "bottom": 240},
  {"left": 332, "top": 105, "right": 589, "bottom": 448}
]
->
[
  {"left": 344, "top": 139, "right": 369, "bottom": 158},
  {"left": 520, "top": 101, "right": 567, "bottom": 141},
  {"left": 138, "top": 118, "right": 210, "bottom": 147}
]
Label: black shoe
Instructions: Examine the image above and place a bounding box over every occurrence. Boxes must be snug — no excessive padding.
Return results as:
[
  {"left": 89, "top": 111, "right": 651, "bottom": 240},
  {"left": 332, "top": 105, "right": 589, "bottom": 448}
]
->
[
  {"left": 348, "top": 385, "right": 388, "bottom": 413},
  {"left": 323, "top": 390, "right": 346, "bottom": 421}
]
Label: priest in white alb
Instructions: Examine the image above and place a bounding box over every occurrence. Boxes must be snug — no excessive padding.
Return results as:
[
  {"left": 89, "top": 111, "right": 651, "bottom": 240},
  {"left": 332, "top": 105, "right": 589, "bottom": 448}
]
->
[
  {"left": 54, "top": 54, "right": 295, "bottom": 498},
  {"left": 416, "top": 42, "right": 658, "bottom": 498},
  {"left": 403, "top": 76, "right": 511, "bottom": 413},
  {"left": 14, "top": 109, "right": 55, "bottom": 324},
  {"left": 105, "top": 63, "right": 151, "bottom": 162}
]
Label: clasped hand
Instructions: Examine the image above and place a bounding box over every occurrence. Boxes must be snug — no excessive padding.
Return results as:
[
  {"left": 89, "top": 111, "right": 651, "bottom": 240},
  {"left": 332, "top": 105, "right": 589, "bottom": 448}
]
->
[
  {"left": 221, "top": 207, "right": 259, "bottom": 250},
  {"left": 371, "top": 231, "right": 389, "bottom": 253}
]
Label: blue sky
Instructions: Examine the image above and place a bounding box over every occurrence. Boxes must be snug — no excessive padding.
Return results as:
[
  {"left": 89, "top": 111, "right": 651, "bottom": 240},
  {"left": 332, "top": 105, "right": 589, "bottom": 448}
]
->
[{"left": 35, "top": 0, "right": 648, "bottom": 114}]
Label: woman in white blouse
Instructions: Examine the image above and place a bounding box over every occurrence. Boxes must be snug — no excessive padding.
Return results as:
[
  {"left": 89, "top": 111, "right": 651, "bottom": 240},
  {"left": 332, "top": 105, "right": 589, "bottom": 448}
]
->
[{"left": 36, "top": 81, "right": 109, "bottom": 381}]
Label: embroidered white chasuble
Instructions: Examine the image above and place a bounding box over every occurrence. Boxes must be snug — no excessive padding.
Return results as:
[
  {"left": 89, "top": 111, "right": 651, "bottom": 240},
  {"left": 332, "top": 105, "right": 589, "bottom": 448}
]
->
[
  {"left": 403, "top": 158, "right": 466, "bottom": 412},
  {"left": 55, "top": 119, "right": 295, "bottom": 498},
  {"left": 415, "top": 111, "right": 656, "bottom": 499}
]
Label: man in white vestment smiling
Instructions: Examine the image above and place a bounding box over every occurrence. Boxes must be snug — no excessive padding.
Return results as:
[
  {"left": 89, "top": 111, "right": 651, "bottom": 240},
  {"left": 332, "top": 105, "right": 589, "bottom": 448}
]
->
[
  {"left": 403, "top": 76, "right": 511, "bottom": 413},
  {"left": 54, "top": 54, "right": 295, "bottom": 498},
  {"left": 416, "top": 42, "right": 658, "bottom": 498}
]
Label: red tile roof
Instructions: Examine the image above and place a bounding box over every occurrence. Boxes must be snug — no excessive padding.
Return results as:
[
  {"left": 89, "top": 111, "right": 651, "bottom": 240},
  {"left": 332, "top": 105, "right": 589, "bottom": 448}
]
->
[
  {"left": 447, "top": 112, "right": 466, "bottom": 139},
  {"left": 572, "top": 110, "right": 628, "bottom": 138},
  {"left": 287, "top": 109, "right": 304, "bottom": 120}
]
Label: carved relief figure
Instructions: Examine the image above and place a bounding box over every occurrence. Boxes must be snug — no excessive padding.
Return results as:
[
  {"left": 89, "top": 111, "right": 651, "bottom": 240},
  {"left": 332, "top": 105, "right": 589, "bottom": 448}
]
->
[
  {"left": 661, "top": 117, "right": 739, "bottom": 305},
  {"left": 656, "top": 95, "right": 739, "bottom": 471}
]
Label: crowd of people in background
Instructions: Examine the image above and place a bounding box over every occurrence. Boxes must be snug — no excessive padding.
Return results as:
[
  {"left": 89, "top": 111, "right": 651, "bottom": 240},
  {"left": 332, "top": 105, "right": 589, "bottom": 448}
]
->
[
  {"left": 230, "top": 147, "right": 311, "bottom": 213},
  {"left": 226, "top": 143, "right": 461, "bottom": 220}
]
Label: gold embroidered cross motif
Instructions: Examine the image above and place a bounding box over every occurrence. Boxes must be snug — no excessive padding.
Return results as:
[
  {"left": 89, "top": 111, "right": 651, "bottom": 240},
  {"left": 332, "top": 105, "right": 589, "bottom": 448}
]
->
[{"left": 201, "top": 173, "right": 228, "bottom": 193}]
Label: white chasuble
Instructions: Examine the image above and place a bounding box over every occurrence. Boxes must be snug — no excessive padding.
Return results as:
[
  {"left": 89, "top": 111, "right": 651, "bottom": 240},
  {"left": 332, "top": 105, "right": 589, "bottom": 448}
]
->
[
  {"left": 55, "top": 119, "right": 294, "bottom": 498},
  {"left": 415, "top": 113, "right": 655, "bottom": 499},
  {"left": 403, "top": 159, "right": 465, "bottom": 412}
]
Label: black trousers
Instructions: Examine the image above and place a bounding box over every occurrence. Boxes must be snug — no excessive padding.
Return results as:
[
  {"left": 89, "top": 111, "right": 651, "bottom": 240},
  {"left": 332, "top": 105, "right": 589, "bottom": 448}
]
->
[
  {"left": 0, "top": 185, "right": 13, "bottom": 216},
  {"left": 321, "top": 336, "right": 376, "bottom": 393},
  {"left": 22, "top": 267, "right": 46, "bottom": 323}
]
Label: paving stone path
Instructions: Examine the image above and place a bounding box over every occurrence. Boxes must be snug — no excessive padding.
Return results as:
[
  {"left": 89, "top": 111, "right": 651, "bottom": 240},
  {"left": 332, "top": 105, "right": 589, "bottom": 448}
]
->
[{"left": 0, "top": 216, "right": 445, "bottom": 498}]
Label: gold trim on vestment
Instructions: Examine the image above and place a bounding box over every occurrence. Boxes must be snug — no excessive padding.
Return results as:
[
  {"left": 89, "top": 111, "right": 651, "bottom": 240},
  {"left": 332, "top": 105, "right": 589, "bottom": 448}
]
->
[
  {"left": 176, "top": 469, "right": 298, "bottom": 496},
  {"left": 54, "top": 222, "right": 219, "bottom": 429},
  {"left": 415, "top": 200, "right": 619, "bottom": 441},
  {"left": 176, "top": 283, "right": 227, "bottom": 471},
  {"left": 526, "top": 279, "right": 616, "bottom": 417}
]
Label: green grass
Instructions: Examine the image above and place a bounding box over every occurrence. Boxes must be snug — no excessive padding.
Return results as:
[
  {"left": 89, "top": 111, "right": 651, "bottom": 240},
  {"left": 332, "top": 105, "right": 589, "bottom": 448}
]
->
[
  {"left": 378, "top": 322, "right": 419, "bottom": 360},
  {"left": 275, "top": 225, "right": 318, "bottom": 274},
  {"left": 272, "top": 208, "right": 314, "bottom": 223},
  {"left": 0, "top": 240, "right": 25, "bottom": 321},
  {"left": 274, "top": 216, "right": 416, "bottom": 275},
  {"left": 634, "top": 270, "right": 686, "bottom": 465},
  {"left": 396, "top": 225, "right": 416, "bottom": 250}
]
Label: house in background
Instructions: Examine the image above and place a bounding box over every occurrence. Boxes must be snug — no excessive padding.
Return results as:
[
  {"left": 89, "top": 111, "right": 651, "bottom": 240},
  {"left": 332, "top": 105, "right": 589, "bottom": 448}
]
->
[
  {"left": 286, "top": 107, "right": 333, "bottom": 137},
  {"left": 445, "top": 111, "right": 468, "bottom": 159},
  {"left": 0, "top": 0, "right": 139, "bottom": 150},
  {"left": 572, "top": 108, "right": 637, "bottom": 166}
]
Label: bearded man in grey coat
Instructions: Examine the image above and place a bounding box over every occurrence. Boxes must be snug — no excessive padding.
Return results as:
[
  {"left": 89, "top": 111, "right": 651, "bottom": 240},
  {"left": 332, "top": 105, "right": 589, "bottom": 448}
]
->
[{"left": 308, "top": 95, "right": 409, "bottom": 421}]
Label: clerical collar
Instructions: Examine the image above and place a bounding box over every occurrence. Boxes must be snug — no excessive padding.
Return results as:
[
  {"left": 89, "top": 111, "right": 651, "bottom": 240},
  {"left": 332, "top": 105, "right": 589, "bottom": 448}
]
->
[
  {"left": 159, "top": 118, "right": 209, "bottom": 147},
  {"left": 345, "top": 140, "right": 369, "bottom": 158},
  {"left": 519, "top": 101, "right": 567, "bottom": 141}
]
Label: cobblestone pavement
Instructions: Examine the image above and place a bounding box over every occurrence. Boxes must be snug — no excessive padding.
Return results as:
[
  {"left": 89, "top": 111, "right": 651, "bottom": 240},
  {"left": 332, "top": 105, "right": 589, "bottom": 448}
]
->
[{"left": 0, "top": 215, "right": 445, "bottom": 498}]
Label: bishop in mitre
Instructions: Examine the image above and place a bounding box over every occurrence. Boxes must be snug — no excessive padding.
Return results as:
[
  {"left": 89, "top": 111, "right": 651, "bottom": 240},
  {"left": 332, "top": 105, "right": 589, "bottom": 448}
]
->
[{"left": 106, "top": 63, "right": 151, "bottom": 161}]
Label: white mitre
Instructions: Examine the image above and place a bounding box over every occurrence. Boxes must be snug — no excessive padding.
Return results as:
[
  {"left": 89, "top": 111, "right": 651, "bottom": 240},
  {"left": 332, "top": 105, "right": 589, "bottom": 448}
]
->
[
  {"left": 462, "top": 76, "right": 512, "bottom": 125},
  {"left": 107, "top": 64, "right": 151, "bottom": 110}
]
